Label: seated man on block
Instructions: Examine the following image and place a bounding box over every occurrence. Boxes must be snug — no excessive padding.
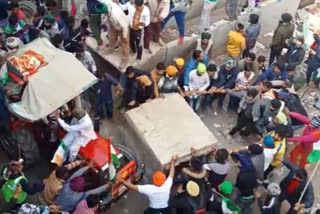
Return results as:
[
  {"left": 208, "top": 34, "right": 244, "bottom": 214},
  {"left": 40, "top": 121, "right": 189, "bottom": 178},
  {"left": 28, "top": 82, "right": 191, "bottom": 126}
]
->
[{"left": 52, "top": 108, "right": 97, "bottom": 166}]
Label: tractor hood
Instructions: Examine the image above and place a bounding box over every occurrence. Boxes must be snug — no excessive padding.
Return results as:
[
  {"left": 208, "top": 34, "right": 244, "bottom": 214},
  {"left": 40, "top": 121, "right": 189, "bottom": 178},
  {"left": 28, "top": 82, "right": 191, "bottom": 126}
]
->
[{"left": 7, "top": 38, "right": 98, "bottom": 121}]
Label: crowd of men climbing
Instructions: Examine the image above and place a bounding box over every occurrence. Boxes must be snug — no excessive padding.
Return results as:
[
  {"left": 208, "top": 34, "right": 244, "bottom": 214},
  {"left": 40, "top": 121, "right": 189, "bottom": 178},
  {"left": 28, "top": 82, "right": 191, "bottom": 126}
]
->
[{"left": 1, "top": 0, "right": 320, "bottom": 213}]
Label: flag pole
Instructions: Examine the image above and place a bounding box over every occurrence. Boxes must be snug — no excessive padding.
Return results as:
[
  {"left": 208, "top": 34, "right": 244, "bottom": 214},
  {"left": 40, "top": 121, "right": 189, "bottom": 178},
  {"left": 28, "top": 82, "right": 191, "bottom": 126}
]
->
[{"left": 297, "top": 160, "right": 320, "bottom": 205}]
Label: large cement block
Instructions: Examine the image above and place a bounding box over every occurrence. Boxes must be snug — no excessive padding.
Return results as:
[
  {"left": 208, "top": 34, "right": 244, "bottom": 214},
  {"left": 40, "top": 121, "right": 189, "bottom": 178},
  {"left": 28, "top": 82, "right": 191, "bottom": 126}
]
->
[
  {"left": 124, "top": 93, "right": 217, "bottom": 167},
  {"left": 163, "top": 36, "right": 198, "bottom": 65}
]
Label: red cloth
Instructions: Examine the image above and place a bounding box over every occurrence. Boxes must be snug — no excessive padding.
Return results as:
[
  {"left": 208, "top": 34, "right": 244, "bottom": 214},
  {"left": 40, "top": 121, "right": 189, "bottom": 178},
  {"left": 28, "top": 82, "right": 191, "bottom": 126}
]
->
[
  {"left": 73, "top": 200, "right": 95, "bottom": 214},
  {"left": 287, "top": 179, "right": 301, "bottom": 195},
  {"left": 16, "top": 9, "right": 26, "bottom": 21},
  {"left": 290, "top": 144, "right": 310, "bottom": 168},
  {"left": 311, "top": 41, "right": 318, "bottom": 51}
]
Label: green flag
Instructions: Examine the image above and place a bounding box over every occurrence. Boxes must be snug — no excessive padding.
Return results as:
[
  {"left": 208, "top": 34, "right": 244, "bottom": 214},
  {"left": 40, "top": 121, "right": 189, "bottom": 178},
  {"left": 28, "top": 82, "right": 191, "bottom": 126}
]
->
[
  {"left": 307, "top": 140, "right": 320, "bottom": 163},
  {"left": 221, "top": 197, "right": 240, "bottom": 214},
  {"left": 109, "top": 144, "right": 120, "bottom": 184}
]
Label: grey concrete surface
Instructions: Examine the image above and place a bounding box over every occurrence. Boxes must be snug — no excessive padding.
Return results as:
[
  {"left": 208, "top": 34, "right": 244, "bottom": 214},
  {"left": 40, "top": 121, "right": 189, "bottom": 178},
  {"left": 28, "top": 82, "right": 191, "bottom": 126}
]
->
[{"left": 125, "top": 93, "right": 217, "bottom": 168}]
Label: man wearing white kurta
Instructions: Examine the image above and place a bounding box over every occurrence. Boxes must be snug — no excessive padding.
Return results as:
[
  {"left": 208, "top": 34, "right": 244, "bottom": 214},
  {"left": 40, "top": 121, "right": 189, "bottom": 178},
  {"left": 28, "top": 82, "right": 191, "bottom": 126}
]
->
[
  {"left": 188, "top": 63, "right": 210, "bottom": 112},
  {"left": 52, "top": 108, "right": 97, "bottom": 165},
  {"left": 100, "top": 0, "right": 130, "bottom": 70}
]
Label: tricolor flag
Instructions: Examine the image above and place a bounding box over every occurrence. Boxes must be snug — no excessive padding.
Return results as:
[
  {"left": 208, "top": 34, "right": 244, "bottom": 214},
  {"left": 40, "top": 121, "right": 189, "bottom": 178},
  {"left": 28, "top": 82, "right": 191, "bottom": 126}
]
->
[
  {"left": 109, "top": 144, "right": 120, "bottom": 184},
  {"left": 221, "top": 197, "right": 240, "bottom": 214},
  {"left": 308, "top": 139, "right": 320, "bottom": 163}
]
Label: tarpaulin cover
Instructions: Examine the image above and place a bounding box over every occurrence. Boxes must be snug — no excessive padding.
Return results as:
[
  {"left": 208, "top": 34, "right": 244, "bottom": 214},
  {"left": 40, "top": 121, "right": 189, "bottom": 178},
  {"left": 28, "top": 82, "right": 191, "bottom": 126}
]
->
[{"left": 8, "top": 38, "right": 98, "bottom": 121}]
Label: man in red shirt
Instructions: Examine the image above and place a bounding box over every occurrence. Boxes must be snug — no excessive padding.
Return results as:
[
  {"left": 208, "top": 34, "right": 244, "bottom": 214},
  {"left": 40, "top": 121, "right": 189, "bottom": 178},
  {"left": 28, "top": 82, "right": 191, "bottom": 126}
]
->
[{"left": 280, "top": 160, "right": 314, "bottom": 214}]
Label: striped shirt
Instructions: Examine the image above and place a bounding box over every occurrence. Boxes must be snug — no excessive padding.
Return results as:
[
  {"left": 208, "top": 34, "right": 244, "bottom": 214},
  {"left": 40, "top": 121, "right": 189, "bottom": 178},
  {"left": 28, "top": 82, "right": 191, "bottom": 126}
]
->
[{"left": 73, "top": 200, "right": 95, "bottom": 214}]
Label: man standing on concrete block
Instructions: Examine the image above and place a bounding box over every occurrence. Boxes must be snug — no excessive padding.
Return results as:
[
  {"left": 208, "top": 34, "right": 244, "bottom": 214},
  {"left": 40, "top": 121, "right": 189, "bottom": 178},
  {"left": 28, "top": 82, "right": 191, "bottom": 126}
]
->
[
  {"left": 128, "top": 0, "right": 150, "bottom": 64},
  {"left": 227, "top": 23, "right": 246, "bottom": 61},
  {"left": 101, "top": 1, "right": 130, "bottom": 70},
  {"left": 86, "top": 1, "right": 106, "bottom": 49},
  {"left": 225, "top": 0, "right": 248, "bottom": 21},
  {"left": 269, "top": 13, "right": 295, "bottom": 66},
  {"left": 161, "top": 0, "right": 191, "bottom": 45},
  {"left": 193, "top": 32, "right": 213, "bottom": 59},
  {"left": 146, "top": 0, "right": 170, "bottom": 47},
  {"left": 200, "top": 0, "right": 219, "bottom": 32},
  {"left": 118, "top": 155, "right": 177, "bottom": 214}
]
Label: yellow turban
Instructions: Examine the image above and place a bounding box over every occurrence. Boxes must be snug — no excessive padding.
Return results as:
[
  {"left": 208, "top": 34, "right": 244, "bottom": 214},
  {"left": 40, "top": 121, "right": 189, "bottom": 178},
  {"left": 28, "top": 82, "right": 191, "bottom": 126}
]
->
[
  {"left": 136, "top": 75, "right": 152, "bottom": 87},
  {"left": 175, "top": 58, "right": 185, "bottom": 66}
]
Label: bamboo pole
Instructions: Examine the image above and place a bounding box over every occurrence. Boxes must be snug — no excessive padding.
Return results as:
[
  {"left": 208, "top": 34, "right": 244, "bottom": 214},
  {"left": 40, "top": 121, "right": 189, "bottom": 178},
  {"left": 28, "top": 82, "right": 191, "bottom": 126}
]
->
[{"left": 297, "top": 160, "right": 320, "bottom": 212}]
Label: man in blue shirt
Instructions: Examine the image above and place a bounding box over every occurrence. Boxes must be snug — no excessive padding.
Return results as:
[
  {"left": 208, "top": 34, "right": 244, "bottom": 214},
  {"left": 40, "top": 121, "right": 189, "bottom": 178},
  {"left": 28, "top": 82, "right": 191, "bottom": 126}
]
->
[
  {"left": 183, "top": 50, "right": 208, "bottom": 91},
  {"left": 217, "top": 58, "right": 239, "bottom": 108},
  {"left": 254, "top": 62, "right": 288, "bottom": 84},
  {"left": 95, "top": 73, "right": 120, "bottom": 119}
]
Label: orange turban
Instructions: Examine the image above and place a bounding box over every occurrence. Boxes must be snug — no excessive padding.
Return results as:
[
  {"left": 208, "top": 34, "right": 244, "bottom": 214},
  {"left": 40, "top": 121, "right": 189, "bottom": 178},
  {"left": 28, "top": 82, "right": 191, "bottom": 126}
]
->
[
  {"left": 152, "top": 171, "right": 166, "bottom": 186},
  {"left": 166, "top": 65, "right": 178, "bottom": 77}
]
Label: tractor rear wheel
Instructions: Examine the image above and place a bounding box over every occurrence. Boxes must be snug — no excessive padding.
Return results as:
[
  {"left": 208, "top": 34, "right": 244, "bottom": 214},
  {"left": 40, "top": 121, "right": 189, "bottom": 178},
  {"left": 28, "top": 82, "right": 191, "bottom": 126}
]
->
[{"left": 0, "top": 126, "right": 40, "bottom": 168}]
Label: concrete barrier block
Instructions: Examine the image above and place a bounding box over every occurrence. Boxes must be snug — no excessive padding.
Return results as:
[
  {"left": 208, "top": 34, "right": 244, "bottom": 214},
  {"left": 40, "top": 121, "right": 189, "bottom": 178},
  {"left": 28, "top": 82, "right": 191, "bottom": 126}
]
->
[
  {"left": 210, "top": 21, "right": 235, "bottom": 56},
  {"left": 124, "top": 93, "right": 217, "bottom": 167},
  {"left": 163, "top": 36, "right": 198, "bottom": 65}
]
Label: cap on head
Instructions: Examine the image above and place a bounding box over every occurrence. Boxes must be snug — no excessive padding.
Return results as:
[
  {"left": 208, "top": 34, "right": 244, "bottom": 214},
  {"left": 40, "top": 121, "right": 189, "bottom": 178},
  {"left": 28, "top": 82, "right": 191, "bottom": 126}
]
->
[
  {"left": 166, "top": 65, "right": 178, "bottom": 77},
  {"left": 72, "top": 108, "right": 86, "bottom": 120},
  {"left": 281, "top": 13, "right": 292, "bottom": 23},
  {"left": 176, "top": 58, "right": 185, "bottom": 67},
  {"left": 197, "top": 63, "right": 206, "bottom": 74},
  {"left": 152, "top": 171, "right": 166, "bottom": 186},
  {"left": 6, "top": 37, "right": 19, "bottom": 49},
  {"left": 94, "top": 3, "right": 107, "bottom": 14},
  {"left": 263, "top": 135, "right": 275, "bottom": 148},
  {"left": 225, "top": 58, "right": 235, "bottom": 68},
  {"left": 201, "top": 32, "right": 211, "bottom": 40},
  {"left": 219, "top": 181, "right": 233, "bottom": 195},
  {"left": 44, "top": 14, "right": 55, "bottom": 24},
  {"left": 186, "top": 181, "right": 200, "bottom": 197},
  {"left": 311, "top": 116, "right": 320, "bottom": 128},
  {"left": 267, "top": 183, "right": 281, "bottom": 196},
  {"left": 276, "top": 112, "right": 287, "bottom": 125}
]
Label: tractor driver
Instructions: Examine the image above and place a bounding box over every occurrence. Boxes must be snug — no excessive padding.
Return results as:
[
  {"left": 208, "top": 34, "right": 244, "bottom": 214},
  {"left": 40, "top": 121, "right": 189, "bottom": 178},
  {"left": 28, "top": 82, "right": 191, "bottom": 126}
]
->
[{"left": 52, "top": 108, "right": 97, "bottom": 166}]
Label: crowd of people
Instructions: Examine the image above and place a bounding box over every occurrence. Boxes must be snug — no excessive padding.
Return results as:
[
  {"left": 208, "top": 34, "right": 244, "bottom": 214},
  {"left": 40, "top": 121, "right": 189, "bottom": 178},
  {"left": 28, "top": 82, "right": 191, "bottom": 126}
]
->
[{"left": 0, "top": 0, "right": 320, "bottom": 213}]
